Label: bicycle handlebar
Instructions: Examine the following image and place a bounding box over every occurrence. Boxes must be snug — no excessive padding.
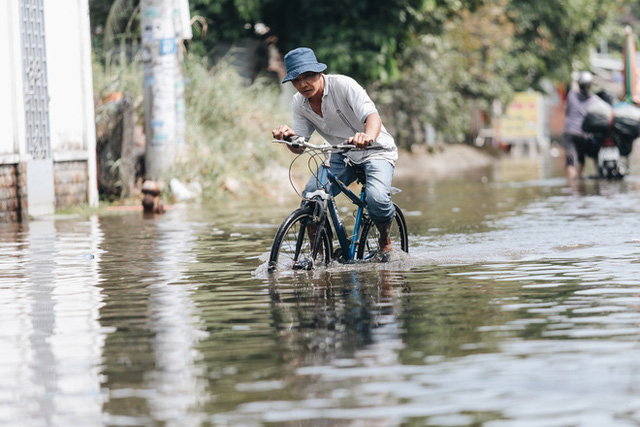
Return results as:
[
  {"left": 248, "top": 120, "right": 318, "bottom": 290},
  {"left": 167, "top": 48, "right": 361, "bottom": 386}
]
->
[{"left": 272, "top": 137, "right": 381, "bottom": 153}]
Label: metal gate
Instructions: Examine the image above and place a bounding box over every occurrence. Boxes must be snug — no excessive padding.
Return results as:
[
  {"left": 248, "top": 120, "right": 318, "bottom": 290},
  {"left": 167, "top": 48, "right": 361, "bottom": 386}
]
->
[{"left": 20, "top": 0, "right": 51, "bottom": 160}]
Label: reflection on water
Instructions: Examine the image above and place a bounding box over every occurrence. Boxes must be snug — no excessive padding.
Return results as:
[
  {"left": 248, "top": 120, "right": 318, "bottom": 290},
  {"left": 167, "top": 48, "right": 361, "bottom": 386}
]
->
[
  {"left": 0, "top": 218, "right": 105, "bottom": 426},
  {"left": 97, "top": 214, "right": 209, "bottom": 426},
  {"left": 2, "top": 158, "right": 640, "bottom": 425}
]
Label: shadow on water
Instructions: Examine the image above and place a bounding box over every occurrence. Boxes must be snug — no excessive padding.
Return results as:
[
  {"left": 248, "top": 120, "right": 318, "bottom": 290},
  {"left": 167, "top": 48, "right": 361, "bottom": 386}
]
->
[{"left": 2, "top": 153, "right": 640, "bottom": 425}]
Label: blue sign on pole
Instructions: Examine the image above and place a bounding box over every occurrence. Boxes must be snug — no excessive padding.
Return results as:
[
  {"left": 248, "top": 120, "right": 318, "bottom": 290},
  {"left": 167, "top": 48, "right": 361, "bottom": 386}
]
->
[{"left": 160, "top": 38, "right": 176, "bottom": 55}]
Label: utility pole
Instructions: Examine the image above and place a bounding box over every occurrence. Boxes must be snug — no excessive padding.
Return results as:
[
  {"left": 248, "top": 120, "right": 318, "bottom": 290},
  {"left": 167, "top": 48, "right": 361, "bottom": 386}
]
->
[{"left": 141, "top": 0, "right": 191, "bottom": 181}]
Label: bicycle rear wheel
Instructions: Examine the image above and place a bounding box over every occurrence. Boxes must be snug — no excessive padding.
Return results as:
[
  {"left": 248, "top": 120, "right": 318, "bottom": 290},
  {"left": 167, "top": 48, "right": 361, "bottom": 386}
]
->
[
  {"left": 268, "top": 208, "right": 332, "bottom": 272},
  {"left": 356, "top": 204, "right": 408, "bottom": 261}
]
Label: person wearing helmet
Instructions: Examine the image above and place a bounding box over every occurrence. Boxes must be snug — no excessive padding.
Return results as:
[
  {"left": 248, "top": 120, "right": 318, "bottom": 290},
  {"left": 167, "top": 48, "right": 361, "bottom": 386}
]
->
[
  {"left": 562, "top": 71, "right": 599, "bottom": 181},
  {"left": 578, "top": 71, "right": 592, "bottom": 86}
]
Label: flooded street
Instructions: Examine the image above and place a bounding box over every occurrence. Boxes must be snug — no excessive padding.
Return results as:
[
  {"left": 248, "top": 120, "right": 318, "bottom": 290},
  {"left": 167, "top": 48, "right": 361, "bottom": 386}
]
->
[{"left": 2, "top": 155, "right": 640, "bottom": 426}]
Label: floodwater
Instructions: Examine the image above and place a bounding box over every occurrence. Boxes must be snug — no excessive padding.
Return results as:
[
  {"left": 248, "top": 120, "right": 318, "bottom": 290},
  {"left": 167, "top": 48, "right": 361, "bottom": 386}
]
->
[{"left": 2, "top": 154, "right": 640, "bottom": 426}]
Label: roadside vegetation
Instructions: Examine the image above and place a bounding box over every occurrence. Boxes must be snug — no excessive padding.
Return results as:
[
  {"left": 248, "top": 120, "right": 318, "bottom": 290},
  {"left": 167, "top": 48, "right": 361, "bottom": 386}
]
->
[
  {"left": 92, "top": 52, "right": 294, "bottom": 200},
  {"left": 89, "top": 0, "right": 631, "bottom": 201},
  {"left": 177, "top": 56, "right": 293, "bottom": 198}
]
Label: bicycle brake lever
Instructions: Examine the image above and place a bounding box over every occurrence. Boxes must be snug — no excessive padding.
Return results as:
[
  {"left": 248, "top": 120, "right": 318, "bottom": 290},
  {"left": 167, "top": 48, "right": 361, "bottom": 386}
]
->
[{"left": 272, "top": 138, "right": 304, "bottom": 148}]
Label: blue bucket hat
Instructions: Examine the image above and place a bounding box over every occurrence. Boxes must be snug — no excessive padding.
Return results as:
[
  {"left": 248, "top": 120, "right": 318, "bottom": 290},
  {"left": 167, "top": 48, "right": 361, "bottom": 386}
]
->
[{"left": 281, "top": 47, "right": 327, "bottom": 84}]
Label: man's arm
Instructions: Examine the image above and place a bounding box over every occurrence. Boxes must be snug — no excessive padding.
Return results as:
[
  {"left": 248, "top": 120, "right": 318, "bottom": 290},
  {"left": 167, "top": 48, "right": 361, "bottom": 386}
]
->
[
  {"left": 348, "top": 113, "right": 381, "bottom": 149},
  {"left": 364, "top": 113, "right": 381, "bottom": 140}
]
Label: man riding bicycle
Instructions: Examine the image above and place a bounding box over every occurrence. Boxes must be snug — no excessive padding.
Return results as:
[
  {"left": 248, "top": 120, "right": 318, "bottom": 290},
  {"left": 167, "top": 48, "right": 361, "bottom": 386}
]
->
[{"left": 272, "top": 47, "right": 398, "bottom": 255}]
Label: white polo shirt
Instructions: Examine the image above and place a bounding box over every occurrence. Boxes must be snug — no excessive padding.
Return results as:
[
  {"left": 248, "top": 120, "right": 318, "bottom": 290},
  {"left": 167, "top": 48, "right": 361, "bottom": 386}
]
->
[{"left": 291, "top": 74, "right": 398, "bottom": 165}]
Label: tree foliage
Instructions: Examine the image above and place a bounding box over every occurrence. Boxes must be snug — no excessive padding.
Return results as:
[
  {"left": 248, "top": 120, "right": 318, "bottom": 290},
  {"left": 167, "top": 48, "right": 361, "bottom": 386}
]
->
[
  {"left": 89, "top": 0, "right": 629, "bottom": 146},
  {"left": 89, "top": 0, "right": 141, "bottom": 57},
  {"left": 189, "top": 0, "right": 487, "bottom": 83},
  {"left": 375, "top": 0, "right": 518, "bottom": 146},
  {"left": 505, "top": 0, "right": 624, "bottom": 89},
  {"left": 184, "top": 0, "right": 625, "bottom": 146},
  {"left": 597, "top": 2, "right": 640, "bottom": 62}
]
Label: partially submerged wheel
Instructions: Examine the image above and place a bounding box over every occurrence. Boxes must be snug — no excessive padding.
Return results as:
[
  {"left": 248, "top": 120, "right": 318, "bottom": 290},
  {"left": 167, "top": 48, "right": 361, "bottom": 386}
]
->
[
  {"left": 268, "top": 208, "right": 332, "bottom": 272},
  {"left": 356, "top": 204, "right": 408, "bottom": 261}
]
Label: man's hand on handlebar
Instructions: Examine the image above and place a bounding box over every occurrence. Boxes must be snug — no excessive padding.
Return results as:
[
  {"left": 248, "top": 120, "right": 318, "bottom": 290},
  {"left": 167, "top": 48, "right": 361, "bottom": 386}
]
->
[
  {"left": 272, "top": 125, "right": 304, "bottom": 154},
  {"left": 347, "top": 132, "right": 374, "bottom": 149}
]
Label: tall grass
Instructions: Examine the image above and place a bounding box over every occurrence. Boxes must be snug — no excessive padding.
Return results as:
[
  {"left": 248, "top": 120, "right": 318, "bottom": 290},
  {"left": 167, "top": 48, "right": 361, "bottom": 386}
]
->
[
  {"left": 178, "top": 54, "right": 292, "bottom": 199},
  {"left": 92, "top": 52, "right": 144, "bottom": 102},
  {"left": 92, "top": 52, "right": 294, "bottom": 200}
]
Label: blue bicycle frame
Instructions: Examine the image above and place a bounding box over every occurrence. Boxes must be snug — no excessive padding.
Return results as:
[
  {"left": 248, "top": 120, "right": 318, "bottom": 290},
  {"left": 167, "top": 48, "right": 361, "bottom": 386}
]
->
[{"left": 311, "top": 163, "right": 367, "bottom": 261}]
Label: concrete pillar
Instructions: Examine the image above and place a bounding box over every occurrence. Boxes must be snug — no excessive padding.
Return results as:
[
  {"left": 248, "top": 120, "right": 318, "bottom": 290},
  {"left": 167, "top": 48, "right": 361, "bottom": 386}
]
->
[{"left": 141, "top": 0, "right": 191, "bottom": 181}]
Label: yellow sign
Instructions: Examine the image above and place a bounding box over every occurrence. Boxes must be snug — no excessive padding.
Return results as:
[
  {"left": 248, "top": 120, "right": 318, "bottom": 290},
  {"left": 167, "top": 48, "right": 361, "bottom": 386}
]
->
[{"left": 500, "top": 92, "right": 541, "bottom": 141}]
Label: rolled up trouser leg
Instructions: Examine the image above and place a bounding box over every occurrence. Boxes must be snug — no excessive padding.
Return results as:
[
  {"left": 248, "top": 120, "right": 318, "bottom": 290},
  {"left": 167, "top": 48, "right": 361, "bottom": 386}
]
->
[{"left": 361, "top": 159, "right": 395, "bottom": 225}]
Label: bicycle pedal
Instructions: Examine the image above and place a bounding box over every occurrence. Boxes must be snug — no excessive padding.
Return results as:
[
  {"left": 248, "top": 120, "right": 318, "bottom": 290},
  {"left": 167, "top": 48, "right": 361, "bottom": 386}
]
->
[
  {"left": 293, "top": 258, "right": 314, "bottom": 270},
  {"left": 332, "top": 248, "right": 348, "bottom": 264},
  {"left": 267, "top": 261, "right": 277, "bottom": 273}
]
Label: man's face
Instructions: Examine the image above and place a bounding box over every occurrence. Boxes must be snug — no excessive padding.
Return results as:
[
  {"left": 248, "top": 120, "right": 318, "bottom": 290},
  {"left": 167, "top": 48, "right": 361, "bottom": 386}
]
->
[
  {"left": 292, "top": 72, "right": 323, "bottom": 99},
  {"left": 579, "top": 83, "right": 590, "bottom": 94}
]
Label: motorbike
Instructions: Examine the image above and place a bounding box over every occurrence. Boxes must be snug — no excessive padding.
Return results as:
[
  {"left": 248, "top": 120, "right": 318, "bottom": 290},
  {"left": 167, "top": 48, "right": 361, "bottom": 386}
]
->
[
  {"left": 590, "top": 133, "right": 625, "bottom": 179},
  {"left": 583, "top": 99, "right": 637, "bottom": 180}
]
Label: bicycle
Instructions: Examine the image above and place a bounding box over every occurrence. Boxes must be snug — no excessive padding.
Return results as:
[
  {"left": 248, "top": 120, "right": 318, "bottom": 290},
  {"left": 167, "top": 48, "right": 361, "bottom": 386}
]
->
[{"left": 268, "top": 137, "right": 409, "bottom": 272}]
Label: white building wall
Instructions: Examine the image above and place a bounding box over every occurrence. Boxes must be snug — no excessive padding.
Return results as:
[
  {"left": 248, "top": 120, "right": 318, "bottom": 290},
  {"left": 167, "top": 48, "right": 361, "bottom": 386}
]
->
[
  {"left": 0, "top": 0, "right": 24, "bottom": 160},
  {"left": 45, "top": 1, "right": 85, "bottom": 152},
  {"left": 43, "top": 0, "right": 98, "bottom": 207},
  {"left": 0, "top": 2, "right": 13, "bottom": 155},
  {"left": 0, "top": 0, "right": 98, "bottom": 216}
]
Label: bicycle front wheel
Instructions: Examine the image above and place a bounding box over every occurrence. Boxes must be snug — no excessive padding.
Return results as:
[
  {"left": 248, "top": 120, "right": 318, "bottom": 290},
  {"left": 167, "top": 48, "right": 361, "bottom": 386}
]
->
[
  {"left": 356, "top": 204, "right": 408, "bottom": 261},
  {"left": 268, "top": 208, "right": 332, "bottom": 272}
]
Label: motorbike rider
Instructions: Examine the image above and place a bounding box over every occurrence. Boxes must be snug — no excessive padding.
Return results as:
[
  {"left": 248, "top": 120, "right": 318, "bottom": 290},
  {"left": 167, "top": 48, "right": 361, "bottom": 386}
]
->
[{"left": 562, "top": 71, "right": 600, "bottom": 181}]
